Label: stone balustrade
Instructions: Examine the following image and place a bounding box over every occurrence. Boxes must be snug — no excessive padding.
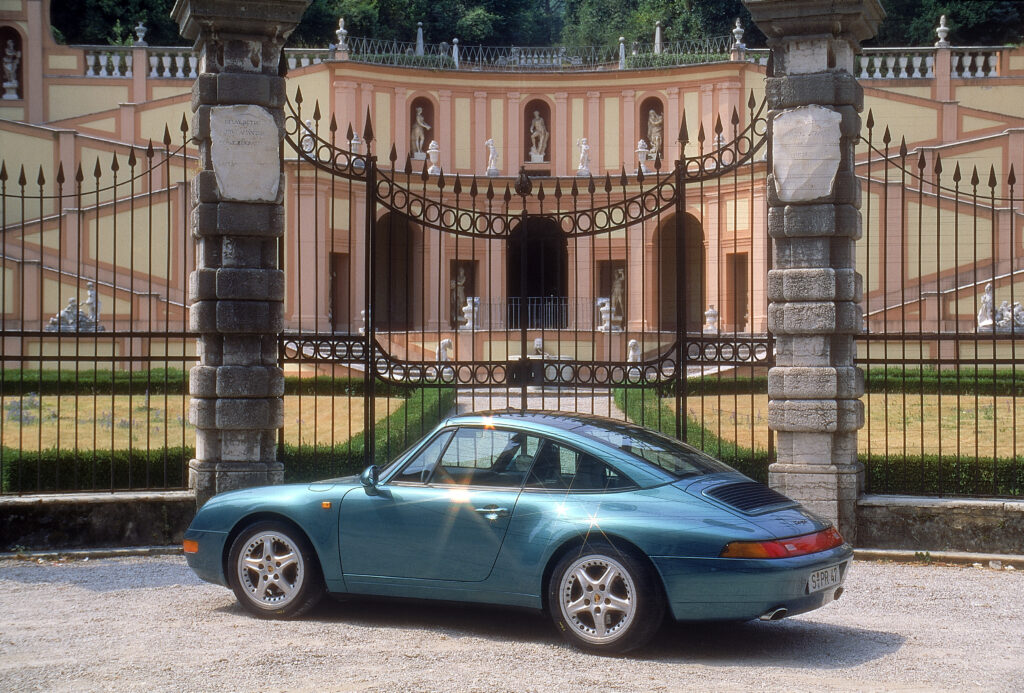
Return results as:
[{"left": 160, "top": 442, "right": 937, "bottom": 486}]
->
[{"left": 859, "top": 48, "right": 935, "bottom": 79}]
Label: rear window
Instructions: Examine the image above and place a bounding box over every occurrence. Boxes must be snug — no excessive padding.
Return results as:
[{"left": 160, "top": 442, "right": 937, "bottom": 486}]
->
[{"left": 574, "top": 421, "right": 734, "bottom": 479}]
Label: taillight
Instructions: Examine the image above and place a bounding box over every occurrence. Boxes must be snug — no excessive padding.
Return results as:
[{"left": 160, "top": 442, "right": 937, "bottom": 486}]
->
[{"left": 719, "top": 527, "right": 844, "bottom": 559}]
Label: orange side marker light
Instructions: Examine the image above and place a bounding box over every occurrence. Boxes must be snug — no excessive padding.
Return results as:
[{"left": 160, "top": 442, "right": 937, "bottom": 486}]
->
[{"left": 183, "top": 539, "right": 199, "bottom": 554}]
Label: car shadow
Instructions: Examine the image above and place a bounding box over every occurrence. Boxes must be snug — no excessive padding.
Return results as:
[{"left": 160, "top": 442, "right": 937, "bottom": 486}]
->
[
  {"left": 217, "top": 597, "right": 903, "bottom": 666},
  {"left": 644, "top": 618, "right": 905, "bottom": 667}
]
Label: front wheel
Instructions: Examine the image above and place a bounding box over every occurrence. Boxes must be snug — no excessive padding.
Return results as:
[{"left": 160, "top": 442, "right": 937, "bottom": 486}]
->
[
  {"left": 227, "top": 521, "right": 325, "bottom": 619},
  {"left": 547, "top": 541, "right": 664, "bottom": 654}
]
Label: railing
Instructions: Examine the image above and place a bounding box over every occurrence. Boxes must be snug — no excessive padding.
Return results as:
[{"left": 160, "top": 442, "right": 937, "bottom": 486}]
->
[
  {"left": 857, "top": 46, "right": 1003, "bottom": 80},
  {"left": 78, "top": 46, "right": 327, "bottom": 79},
  {"left": 951, "top": 48, "right": 1001, "bottom": 78},
  {"left": 340, "top": 34, "right": 732, "bottom": 72},
  {"left": 859, "top": 48, "right": 936, "bottom": 79}
]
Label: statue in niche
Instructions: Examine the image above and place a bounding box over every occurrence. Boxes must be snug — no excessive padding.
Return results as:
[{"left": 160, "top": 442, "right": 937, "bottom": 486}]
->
[
  {"left": 647, "top": 108, "right": 663, "bottom": 156},
  {"left": 610, "top": 268, "right": 625, "bottom": 321},
  {"left": 410, "top": 106, "right": 431, "bottom": 159},
  {"left": 977, "top": 283, "right": 995, "bottom": 328},
  {"left": 450, "top": 266, "right": 467, "bottom": 327},
  {"left": 2, "top": 39, "right": 21, "bottom": 99},
  {"left": 529, "top": 111, "right": 548, "bottom": 161},
  {"left": 484, "top": 137, "right": 500, "bottom": 176},
  {"left": 576, "top": 137, "right": 591, "bottom": 176}
]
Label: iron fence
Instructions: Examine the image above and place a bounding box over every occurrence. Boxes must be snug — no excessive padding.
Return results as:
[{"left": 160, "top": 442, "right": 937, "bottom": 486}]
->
[
  {"left": 856, "top": 113, "right": 1024, "bottom": 496},
  {"left": 0, "top": 123, "right": 195, "bottom": 494}
]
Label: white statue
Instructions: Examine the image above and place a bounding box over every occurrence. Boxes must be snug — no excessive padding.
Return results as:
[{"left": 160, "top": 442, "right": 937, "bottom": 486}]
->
[
  {"left": 647, "top": 108, "right": 663, "bottom": 156},
  {"left": 484, "top": 137, "right": 500, "bottom": 176},
  {"left": 978, "top": 283, "right": 995, "bottom": 329},
  {"left": 84, "top": 281, "right": 101, "bottom": 323},
  {"left": 529, "top": 111, "right": 548, "bottom": 162},
  {"left": 461, "top": 296, "right": 479, "bottom": 330},
  {"left": 576, "top": 137, "right": 591, "bottom": 176},
  {"left": 596, "top": 298, "right": 612, "bottom": 332},
  {"left": 704, "top": 305, "right": 720, "bottom": 333},
  {"left": 410, "top": 106, "right": 431, "bottom": 158},
  {"left": 358, "top": 309, "right": 366, "bottom": 335},
  {"left": 996, "top": 300, "right": 1013, "bottom": 329},
  {"left": 437, "top": 338, "right": 453, "bottom": 362},
  {"left": 427, "top": 140, "right": 441, "bottom": 175},
  {"left": 2, "top": 39, "right": 20, "bottom": 99},
  {"left": 626, "top": 339, "right": 641, "bottom": 363},
  {"left": 1014, "top": 302, "right": 1024, "bottom": 329},
  {"left": 636, "top": 139, "right": 652, "bottom": 174}
]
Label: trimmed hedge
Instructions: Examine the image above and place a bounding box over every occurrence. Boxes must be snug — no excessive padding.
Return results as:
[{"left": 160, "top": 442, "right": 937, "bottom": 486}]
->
[
  {"left": 662, "top": 367, "right": 1023, "bottom": 397},
  {"left": 1, "top": 386, "right": 456, "bottom": 493},
  {"left": 0, "top": 369, "right": 412, "bottom": 397},
  {"left": 614, "top": 388, "right": 771, "bottom": 483},
  {"left": 1, "top": 446, "right": 190, "bottom": 493},
  {"left": 864, "top": 453, "right": 1024, "bottom": 497}
]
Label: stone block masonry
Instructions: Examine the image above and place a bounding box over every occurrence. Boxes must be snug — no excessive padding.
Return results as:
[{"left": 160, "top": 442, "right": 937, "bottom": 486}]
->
[
  {"left": 744, "top": 0, "right": 885, "bottom": 542},
  {"left": 172, "top": 0, "right": 312, "bottom": 506}
]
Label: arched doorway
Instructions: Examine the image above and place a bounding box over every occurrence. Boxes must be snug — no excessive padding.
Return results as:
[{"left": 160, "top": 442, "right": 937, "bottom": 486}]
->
[
  {"left": 656, "top": 213, "right": 704, "bottom": 331},
  {"left": 507, "top": 216, "right": 567, "bottom": 329},
  {"left": 374, "top": 212, "right": 420, "bottom": 331}
]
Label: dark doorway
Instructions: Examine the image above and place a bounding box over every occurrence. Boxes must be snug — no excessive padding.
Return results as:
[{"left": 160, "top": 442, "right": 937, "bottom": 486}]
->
[
  {"left": 507, "top": 217, "right": 568, "bottom": 329},
  {"left": 725, "top": 252, "right": 749, "bottom": 332},
  {"left": 374, "top": 212, "right": 418, "bottom": 330},
  {"left": 330, "top": 252, "right": 350, "bottom": 332},
  {"left": 656, "top": 213, "right": 704, "bottom": 331}
]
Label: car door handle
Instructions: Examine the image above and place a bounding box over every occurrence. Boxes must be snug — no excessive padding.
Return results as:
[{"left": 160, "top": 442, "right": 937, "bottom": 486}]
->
[{"left": 473, "top": 506, "right": 509, "bottom": 519}]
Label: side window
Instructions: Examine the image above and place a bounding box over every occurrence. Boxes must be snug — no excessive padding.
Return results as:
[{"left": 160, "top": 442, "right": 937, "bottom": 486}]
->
[
  {"left": 525, "top": 440, "right": 634, "bottom": 492},
  {"left": 394, "top": 430, "right": 453, "bottom": 483},
  {"left": 431, "top": 428, "right": 541, "bottom": 487}
]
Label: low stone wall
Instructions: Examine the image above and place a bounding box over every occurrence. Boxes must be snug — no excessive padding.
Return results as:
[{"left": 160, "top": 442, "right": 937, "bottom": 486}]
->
[
  {"left": 0, "top": 492, "right": 195, "bottom": 551},
  {"left": 857, "top": 495, "right": 1024, "bottom": 554},
  {"left": 3, "top": 491, "right": 1023, "bottom": 554}
]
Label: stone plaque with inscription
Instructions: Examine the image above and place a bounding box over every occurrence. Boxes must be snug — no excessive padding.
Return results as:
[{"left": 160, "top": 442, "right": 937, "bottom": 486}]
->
[
  {"left": 210, "top": 105, "right": 280, "bottom": 202},
  {"left": 771, "top": 105, "right": 842, "bottom": 203}
]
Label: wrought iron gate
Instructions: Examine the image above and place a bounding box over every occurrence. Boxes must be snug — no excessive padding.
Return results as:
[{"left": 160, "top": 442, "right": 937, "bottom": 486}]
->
[{"left": 280, "top": 90, "right": 774, "bottom": 474}]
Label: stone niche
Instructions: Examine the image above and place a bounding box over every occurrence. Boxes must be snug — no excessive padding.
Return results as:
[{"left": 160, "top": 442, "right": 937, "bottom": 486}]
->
[
  {"left": 638, "top": 95, "right": 666, "bottom": 157},
  {"left": 409, "top": 95, "right": 435, "bottom": 160},
  {"left": 523, "top": 98, "right": 551, "bottom": 164}
]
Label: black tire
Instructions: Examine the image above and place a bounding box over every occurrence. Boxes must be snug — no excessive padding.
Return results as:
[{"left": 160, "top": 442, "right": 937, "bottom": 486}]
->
[
  {"left": 547, "top": 540, "right": 664, "bottom": 654},
  {"left": 227, "top": 520, "right": 325, "bottom": 619}
]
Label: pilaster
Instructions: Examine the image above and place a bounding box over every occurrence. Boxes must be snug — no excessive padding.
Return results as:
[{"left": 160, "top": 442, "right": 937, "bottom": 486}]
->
[
  {"left": 172, "top": 0, "right": 310, "bottom": 506},
  {"left": 745, "top": 0, "right": 885, "bottom": 542}
]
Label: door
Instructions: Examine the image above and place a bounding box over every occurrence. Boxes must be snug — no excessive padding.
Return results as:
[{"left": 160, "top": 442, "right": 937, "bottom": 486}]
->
[{"left": 338, "top": 427, "right": 540, "bottom": 581}]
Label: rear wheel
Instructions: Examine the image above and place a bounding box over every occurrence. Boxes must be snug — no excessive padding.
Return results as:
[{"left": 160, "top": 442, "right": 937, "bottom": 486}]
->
[
  {"left": 547, "top": 540, "right": 664, "bottom": 654},
  {"left": 227, "top": 521, "right": 324, "bottom": 619}
]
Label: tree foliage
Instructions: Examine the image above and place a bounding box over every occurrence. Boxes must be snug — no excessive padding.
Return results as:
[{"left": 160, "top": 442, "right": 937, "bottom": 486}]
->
[{"left": 48, "top": 0, "right": 1022, "bottom": 48}]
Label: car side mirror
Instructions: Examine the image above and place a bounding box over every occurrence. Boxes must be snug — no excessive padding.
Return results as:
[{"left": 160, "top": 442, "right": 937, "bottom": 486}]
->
[{"left": 360, "top": 464, "right": 380, "bottom": 495}]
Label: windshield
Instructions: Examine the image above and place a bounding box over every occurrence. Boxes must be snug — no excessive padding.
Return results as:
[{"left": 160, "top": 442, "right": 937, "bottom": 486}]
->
[{"left": 574, "top": 420, "right": 734, "bottom": 479}]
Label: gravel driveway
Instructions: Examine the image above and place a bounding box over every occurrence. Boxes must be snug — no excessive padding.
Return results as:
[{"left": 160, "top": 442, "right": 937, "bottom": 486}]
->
[{"left": 0, "top": 555, "right": 1021, "bottom": 692}]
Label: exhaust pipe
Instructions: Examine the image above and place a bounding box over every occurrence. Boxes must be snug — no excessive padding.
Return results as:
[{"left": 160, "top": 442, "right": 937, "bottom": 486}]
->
[{"left": 759, "top": 607, "right": 788, "bottom": 621}]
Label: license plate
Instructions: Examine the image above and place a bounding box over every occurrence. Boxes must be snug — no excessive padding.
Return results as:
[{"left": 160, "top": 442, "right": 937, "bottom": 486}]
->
[{"left": 807, "top": 563, "right": 842, "bottom": 593}]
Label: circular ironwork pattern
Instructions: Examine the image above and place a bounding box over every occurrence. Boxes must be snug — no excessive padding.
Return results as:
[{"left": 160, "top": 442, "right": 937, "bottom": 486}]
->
[
  {"left": 279, "top": 336, "right": 368, "bottom": 363},
  {"left": 683, "top": 337, "right": 774, "bottom": 365}
]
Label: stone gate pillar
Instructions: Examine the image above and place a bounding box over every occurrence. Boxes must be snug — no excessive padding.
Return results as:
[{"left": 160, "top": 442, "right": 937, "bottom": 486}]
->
[
  {"left": 743, "top": 0, "right": 884, "bottom": 541},
  {"left": 173, "top": 0, "right": 311, "bottom": 506}
]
